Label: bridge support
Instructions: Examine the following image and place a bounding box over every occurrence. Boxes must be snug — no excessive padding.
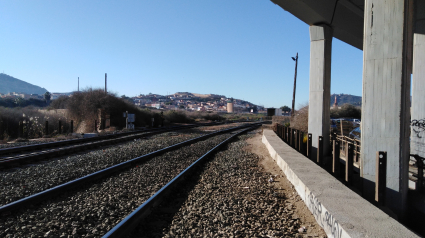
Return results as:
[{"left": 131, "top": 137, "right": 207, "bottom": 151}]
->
[
  {"left": 308, "top": 24, "right": 332, "bottom": 160},
  {"left": 361, "top": 0, "right": 413, "bottom": 220}
]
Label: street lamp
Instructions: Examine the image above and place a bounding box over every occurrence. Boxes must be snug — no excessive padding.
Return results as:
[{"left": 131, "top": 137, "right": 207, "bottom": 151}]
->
[{"left": 291, "top": 53, "right": 298, "bottom": 117}]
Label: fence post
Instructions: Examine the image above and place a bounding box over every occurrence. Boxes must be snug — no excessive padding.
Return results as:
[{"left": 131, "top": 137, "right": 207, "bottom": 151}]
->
[
  {"left": 70, "top": 120, "right": 74, "bottom": 133},
  {"left": 317, "top": 136, "right": 323, "bottom": 165},
  {"left": 289, "top": 128, "right": 292, "bottom": 147},
  {"left": 279, "top": 125, "right": 282, "bottom": 138},
  {"left": 284, "top": 127, "right": 288, "bottom": 142},
  {"left": 45, "top": 121, "right": 48, "bottom": 135},
  {"left": 345, "top": 143, "right": 354, "bottom": 185},
  {"left": 281, "top": 125, "right": 284, "bottom": 140},
  {"left": 58, "top": 120, "right": 62, "bottom": 134},
  {"left": 307, "top": 133, "right": 312, "bottom": 159},
  {"left": 333, "top": 140, "right": 341, "bottom": 178},
  {"left": 294, "top": 129, "right": 298, "bottom": 150},
  {"left": 18, "top": 121, "right": 23, "bottom": 138},
  {"left": 299, "top": 131, "right": 303, "bottom": 154},
  {"left": 417, "top": 157, "right": 424, "bottom": 192},
  {"left": 375, "top": 151, "right": 387, "bottom": 205}
]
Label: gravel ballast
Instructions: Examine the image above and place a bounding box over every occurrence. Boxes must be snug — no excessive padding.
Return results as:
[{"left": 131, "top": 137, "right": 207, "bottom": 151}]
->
[
  {"left": 0, "top": 125, "right": 244, "bottom": 207},
  {"left": 0, "top": 131, "right": 238, "bottom": 237},
  {"left": 130, "top": 133, "right": 325, "bottom": 238}
]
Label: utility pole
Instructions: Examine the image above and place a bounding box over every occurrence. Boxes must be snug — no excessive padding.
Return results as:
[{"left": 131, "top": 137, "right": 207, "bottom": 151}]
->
[
  {"left": 78, "top": 77, "right": 79, "bottom": 92},
  {"left": 291, "top": 53, "right": 298, "bottom": 117},
  {"left": 105, "top": 73, "right": 107, "bottom": 93}
]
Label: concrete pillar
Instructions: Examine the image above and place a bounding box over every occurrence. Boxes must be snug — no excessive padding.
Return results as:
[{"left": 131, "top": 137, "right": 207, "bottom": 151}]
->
[
  {"left": 361, "top": 0, "right": 413, "bottom": 219},
  {"left": 410, "top": 1, "right": 425, "bottom": 159},
  {"left": 308, "top": 24, "right": 332, "bottom": 159}
]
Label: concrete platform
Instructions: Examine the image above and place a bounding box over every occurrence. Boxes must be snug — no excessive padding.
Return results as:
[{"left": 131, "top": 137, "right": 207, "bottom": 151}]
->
[{"left": 262, "top": 129, "right": 419, "bottom": 238}]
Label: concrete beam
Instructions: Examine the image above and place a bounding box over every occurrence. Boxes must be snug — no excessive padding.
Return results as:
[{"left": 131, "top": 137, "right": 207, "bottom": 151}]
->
[
  {"left": 361, "top": 0, "right": 413, "bottom": 219},
  {"left": 270, "top": 0, "right": 363, "bottom": 49},
  {"left": 308, "top": 24, "right": 332, "bottom": 159}
]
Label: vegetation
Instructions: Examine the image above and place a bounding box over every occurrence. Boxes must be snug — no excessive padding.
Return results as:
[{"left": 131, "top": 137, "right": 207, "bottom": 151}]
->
[
  {"left": 290, "top": 104, "right": 309, "bottom": 132},
  {"left": 222, "top": 113, "right": 266, "bottom": 121},
  {"left": 330, "top": 104, "right": 361, "bottom": 119},
  {"left": 0, "top": 107, "right": 70, "bottom": 140},
  {"left": 280, "top": 105, "right": 291, "bottom": 111},
  {"left": 0, "top": 98, "right": 47, "bottom": 108}
]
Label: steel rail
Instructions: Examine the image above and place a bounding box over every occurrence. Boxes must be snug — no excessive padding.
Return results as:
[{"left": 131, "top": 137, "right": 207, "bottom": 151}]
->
[
  {"left": 0, "top": 123, "right": 219, "bottom": 156},
  {"left": 0, "top": 123, "right": 260, "bottom": 214},
  {"left": 0, "top": 125, "right": 197, "bottom": 168},
  {"left": 103, "top": 124, "right": 260, "bottom": 238}
]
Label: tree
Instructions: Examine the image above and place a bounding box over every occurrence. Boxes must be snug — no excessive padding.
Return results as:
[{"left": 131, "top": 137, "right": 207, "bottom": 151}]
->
[
  {"left": 280, "top": 105, "right": 291, "bottom": 112},
  {"left": 14, "top": 97, "right": 26, "bottom": 107},
  {"left": 44, "top": 92, "right": 51, "bottom": 103}
]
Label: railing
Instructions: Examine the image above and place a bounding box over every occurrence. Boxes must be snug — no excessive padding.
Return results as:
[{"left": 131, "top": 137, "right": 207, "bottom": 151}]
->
[
  {"left": 335, "top": 134, "right": 361, "bottom": 165},
  {"left": 273, "top": 123, "right": 361, "bottom": 185},
  {"left": 273, "top": 123, "right": 308, "bottom": 157},
  {"left": 410, "top": 154, "right": 424, "bottom": 192}
]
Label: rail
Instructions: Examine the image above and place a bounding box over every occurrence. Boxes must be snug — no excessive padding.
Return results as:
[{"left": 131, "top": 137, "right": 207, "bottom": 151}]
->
[
  {"left": 0, "top": 123, "right": 261, "bottom": 214},
  {"left": 103, "top": 124, "right": 261, "bottom": 238}
]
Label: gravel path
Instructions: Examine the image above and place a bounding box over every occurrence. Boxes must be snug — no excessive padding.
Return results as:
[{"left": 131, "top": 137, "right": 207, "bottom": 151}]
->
[
  {"left": 0, "top": 125, "right": 239, "bottom": 206},
  {"left": 129, "top": 133, "right": 325, "bottom": 238},
  {"left": 0, "top": 131, "right": 238, "bottom": 237}
]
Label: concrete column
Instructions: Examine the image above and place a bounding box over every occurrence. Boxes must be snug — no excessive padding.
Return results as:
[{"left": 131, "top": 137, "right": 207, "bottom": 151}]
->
[
  {"left": 411, "top": 34, "right": 425, "bottom": 158},
  {"left": 410, "top": 1, "right": 425, "bottom": 160},
  {"left": 308, "top": 24, "right": 332, "bottom": 159},
  {"left": 361, "top": 0, "right": 413, "bottom": 219}
]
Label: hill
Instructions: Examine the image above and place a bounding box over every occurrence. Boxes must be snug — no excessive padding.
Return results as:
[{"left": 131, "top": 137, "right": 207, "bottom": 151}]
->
[
  {"left": 0, "top": 73, "right": 48, "bottom": 95},
  {"left": 331, "top": 93, "right": 362, "bottom": 107}
]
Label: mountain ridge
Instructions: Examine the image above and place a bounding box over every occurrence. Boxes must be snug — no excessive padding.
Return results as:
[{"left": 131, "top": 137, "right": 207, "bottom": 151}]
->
[
  {"left": 331, "top": 93, "right": 362, "bottom": 107},
  {"left": 0, "top": 73, "right": 48, "bottom": 95}
]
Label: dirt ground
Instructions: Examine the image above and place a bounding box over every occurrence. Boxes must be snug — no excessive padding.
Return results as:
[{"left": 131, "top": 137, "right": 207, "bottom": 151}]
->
[{"left": 245, "top": 130, "right": 327, "bottom": 238}]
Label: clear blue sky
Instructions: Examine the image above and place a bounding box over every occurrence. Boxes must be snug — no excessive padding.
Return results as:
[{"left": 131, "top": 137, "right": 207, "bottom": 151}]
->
[{"left": 0, "top": 0, "right": 363, "bottom": 109}]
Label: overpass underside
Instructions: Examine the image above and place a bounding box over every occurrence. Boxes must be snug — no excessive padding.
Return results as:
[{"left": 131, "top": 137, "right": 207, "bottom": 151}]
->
[{"left": 271, "top": 0, "right": 425, "bottom": 220}]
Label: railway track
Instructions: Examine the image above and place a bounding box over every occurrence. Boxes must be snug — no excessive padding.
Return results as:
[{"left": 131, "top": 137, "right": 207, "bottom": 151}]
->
[
  {"left": 0, "top": 123, "right": 222, "bottom": 169},
  {"left": 0, "top": 123, "right": 262, "bottom": 237},
  {"left": 104, "top": 125, "right": 260, "bottom": 238},
  {"left": 0, "top": 123, "right": 250, "bottom": 206}
]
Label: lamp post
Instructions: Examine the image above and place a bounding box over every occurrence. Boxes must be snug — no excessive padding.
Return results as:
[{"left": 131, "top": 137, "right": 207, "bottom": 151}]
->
[{"left": 291, "top": 53, "right": 298, "bottom": 117}]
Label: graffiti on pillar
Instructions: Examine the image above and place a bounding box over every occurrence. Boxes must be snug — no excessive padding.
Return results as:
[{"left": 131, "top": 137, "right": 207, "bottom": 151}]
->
[
  {"left": 307, "top": 192, "right": 343, "bottom": 238},
  {"left": 411, "top": 119, "right": 425, "bottom": 138}
]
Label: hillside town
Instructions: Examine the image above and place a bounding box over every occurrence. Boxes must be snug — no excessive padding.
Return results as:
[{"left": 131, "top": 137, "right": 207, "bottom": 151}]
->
[
  {"left": 133, "top": 92, "right": 265, "bottom": 113},
  {"left": 0, "top": 91, "right": 266, "bottom": 113}
]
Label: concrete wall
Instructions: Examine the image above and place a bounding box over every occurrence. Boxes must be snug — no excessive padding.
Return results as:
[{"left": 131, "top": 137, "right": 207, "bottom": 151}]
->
[
  {"left": 308, "top": 24, "right": 332, "bottom": 158},
  {"left": 262, "top": 129, "right": 419, "bottom": 238}
]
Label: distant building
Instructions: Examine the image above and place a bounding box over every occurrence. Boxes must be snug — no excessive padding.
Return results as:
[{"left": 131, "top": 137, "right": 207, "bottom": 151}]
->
[
  {"left": 332, "top": 95, "right": 338, "bottom": 109},
  {"left": 227, "top": 99, "right": 234, "bottom": 113}
]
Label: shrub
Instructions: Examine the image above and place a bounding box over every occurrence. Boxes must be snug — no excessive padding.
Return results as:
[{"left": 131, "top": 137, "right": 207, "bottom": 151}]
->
[
  {"left": 290, "top": 104, "right": 308, "bottom": 132},
  {"left": 0, "top": 107, "right": 71, "bottom": 140},
  {"left": 49, "top": 96, "right": 69, "bottom": 109},
  {"left": 66, "top": 88, "right": 155, "bottom": 130},
  {"left": 164, "top": 110, "right": 194, "bottom": 124}
]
